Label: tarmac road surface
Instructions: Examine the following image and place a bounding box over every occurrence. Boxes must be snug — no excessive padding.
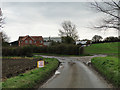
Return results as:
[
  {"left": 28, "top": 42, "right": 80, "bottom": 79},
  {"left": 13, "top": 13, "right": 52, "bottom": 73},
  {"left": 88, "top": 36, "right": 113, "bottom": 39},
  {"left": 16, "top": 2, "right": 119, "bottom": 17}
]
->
[{"left": 38, "top": 55, "right": 110, "bottom": 88}]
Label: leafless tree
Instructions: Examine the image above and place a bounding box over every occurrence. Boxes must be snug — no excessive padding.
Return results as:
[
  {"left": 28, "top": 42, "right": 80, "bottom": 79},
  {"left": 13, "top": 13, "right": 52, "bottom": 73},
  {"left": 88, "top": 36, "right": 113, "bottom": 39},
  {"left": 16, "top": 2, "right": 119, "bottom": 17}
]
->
[
  {"left": 0, "top": 8, "right": 2, "bottom": 44},
  {"left": 58, "top": 21, "right": 79, "bottom": 41},
  {"left": 91, "top": 0, "right": 120, "bottom": 31},
  {"left": 0, "top": 8, "right": 3, "bottom": 30},
  {"left": 0, "top": 8, "right": 9, "bottom": 43}
]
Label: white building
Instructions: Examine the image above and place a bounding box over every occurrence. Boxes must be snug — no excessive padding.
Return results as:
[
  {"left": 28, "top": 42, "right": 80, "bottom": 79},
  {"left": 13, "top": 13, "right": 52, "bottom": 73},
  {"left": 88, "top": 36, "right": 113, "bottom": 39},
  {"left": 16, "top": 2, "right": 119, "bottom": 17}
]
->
[
  {"left": 44, "top": 37, "right": 62, "bottom": 42},
  {"left": 43, "top": 37, "right": 62, "bottom": 46}
]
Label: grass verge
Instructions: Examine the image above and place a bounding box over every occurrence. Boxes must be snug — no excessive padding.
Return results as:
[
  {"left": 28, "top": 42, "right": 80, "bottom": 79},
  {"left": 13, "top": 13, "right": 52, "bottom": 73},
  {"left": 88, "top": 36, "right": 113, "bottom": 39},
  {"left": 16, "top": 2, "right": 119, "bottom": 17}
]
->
[
  {"left": 2, "top": 57, "right": 59, "bottom": 88},
  {"left": 91, "top": 56, "right": 119, "bottom": 87}
]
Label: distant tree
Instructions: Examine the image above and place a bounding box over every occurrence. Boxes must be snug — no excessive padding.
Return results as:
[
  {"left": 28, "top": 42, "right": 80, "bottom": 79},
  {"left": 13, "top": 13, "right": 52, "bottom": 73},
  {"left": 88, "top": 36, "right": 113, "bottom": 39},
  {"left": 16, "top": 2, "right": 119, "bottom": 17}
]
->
[
  {"left": 92, "top": 35, "right": 103, "bottom": 42},
  {"left": 58, "top": 21, "right": 79, "bottom": 41},
  {"left": 91, "top": 0, "right": 120, "bottom": 31},
  {"left": 104, "top": 36, "right": 119, "bottom": 42}
]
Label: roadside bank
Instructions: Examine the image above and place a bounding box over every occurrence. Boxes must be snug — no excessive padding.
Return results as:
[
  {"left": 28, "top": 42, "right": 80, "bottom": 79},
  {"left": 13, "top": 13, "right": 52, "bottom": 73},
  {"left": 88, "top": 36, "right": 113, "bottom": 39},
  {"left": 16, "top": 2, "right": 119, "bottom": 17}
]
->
[{"left": 2, "top": 57, "right": 60, "bottom": 88}]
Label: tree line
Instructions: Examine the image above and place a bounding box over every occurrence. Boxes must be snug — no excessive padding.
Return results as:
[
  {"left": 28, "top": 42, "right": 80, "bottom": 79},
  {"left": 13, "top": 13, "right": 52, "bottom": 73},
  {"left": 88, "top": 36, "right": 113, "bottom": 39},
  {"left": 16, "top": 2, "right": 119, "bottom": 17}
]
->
[{"left": 92, "top": 35, "right": 120, "bottom": 44}]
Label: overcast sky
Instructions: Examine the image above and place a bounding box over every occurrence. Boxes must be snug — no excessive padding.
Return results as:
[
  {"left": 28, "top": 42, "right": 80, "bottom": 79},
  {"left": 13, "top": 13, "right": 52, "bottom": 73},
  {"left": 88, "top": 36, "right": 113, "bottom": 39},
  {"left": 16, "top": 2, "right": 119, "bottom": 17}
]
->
[{"left": 1, "top": 2, "right": 118, "bottom": 42}]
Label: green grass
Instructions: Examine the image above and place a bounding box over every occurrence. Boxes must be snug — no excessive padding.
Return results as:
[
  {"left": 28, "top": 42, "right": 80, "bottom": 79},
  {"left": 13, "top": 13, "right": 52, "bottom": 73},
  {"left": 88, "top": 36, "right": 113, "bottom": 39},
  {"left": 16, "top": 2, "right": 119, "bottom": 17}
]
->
[
  {"left": 33, "top": 53, "right": 91, "bottom": 57},
  {"left": 91, "top": 56, "right": 119, "bottom": 87},
  {"left": 84, "top": 42, "right": 119, "bottom": 54},
  {"left": 85, "top": 42, "right": 120, "bottom": 87},
  {"left": 2, "top": 57, "right": 59, "bottom": 88}
]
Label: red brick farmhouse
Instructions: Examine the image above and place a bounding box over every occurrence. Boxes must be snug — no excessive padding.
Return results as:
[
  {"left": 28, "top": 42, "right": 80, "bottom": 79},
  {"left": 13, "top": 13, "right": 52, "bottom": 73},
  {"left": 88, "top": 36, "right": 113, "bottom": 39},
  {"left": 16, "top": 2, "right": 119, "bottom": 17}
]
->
[{"left": 18, "top": 35, "right": 44, "bottom": 46}]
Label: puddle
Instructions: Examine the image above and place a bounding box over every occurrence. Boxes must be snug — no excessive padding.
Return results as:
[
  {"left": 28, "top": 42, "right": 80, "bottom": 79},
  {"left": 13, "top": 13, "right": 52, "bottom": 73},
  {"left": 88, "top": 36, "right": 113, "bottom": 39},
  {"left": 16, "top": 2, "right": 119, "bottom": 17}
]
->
[{"left": 55, "top": 71, "right": 60, "bottom": 75}]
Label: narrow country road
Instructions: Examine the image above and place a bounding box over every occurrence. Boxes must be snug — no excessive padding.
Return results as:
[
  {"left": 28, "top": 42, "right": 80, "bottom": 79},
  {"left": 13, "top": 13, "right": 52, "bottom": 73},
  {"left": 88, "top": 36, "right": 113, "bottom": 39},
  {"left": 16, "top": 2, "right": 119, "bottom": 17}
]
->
[{"left": 38, "top": 55, "right": 110, "bottom": 88}]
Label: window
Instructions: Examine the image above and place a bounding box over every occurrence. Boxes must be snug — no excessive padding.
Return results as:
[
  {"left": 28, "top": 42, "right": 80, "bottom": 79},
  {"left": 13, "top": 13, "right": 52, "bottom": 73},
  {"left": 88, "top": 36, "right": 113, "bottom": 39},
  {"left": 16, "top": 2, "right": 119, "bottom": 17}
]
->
[
  {"left": 40, "top": 40, "right": 43, "bottom": 43},
  {"left": 29, "top": 40, "right": 32, "bottom": 44},
  {"left": 25, "top": 40, "right": 28, "bottom": 43},
  {"left": 34, "top": 41, "right": 36, "bottom": 43}
]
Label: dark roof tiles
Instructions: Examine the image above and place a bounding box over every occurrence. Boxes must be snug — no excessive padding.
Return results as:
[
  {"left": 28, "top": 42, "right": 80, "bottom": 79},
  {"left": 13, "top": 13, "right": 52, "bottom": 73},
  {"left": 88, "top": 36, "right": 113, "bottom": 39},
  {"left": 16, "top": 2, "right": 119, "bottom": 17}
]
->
[{"left": 18, "top": 35, "right": 43, "bottom": 41}]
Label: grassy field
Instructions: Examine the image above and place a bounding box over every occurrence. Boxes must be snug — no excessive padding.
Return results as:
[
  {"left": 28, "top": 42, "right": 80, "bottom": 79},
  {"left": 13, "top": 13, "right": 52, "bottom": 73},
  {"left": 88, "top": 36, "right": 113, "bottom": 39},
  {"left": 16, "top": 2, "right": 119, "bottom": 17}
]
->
[
  {"left": 84, "top": 42, "right": 119, "bottom": 54},
  {"left": 2, "top": 57, "right": 59, "bottom": 88},
  {"left": 91, "top": 56, "right": 119, "bottom": 87}
]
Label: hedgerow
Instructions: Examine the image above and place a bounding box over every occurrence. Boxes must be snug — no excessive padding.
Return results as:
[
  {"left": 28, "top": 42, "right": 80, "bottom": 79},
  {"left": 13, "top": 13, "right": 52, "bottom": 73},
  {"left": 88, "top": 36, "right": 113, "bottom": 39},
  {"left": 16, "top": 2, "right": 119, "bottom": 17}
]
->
[{"left": 2, "top": 44, "right": 83, "bottom": 56}]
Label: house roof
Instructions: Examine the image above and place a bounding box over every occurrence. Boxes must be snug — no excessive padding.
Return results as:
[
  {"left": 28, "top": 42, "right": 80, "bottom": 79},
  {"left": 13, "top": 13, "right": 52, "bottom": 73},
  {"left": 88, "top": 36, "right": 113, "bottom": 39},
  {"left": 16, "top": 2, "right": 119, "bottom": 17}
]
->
[{"left": 18, "top": 35, "right": 43, "bottom": 41}]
